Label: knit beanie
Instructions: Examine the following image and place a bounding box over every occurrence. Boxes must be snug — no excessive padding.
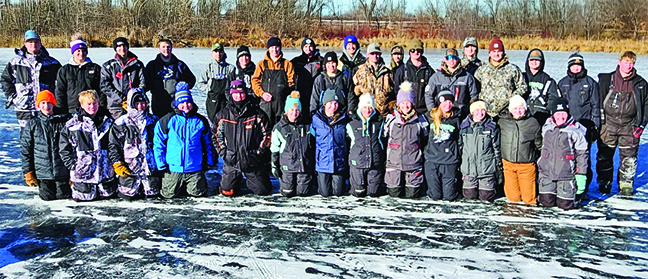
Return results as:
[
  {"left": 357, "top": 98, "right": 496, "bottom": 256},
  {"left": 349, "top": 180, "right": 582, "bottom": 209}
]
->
[
  {"left": 343, "top": 35, "right": 359, "bottom": 50},
  {"left": 174, "top": 82, "right": 193, "bottom": 107},
  {"left": 229, "top": 79, "right": 247, "bottom": 94},
  {"left": 36, "top": 90, "right": 56, "bottom": 106},
  {"left": 489, "top": 36, "right": 504, "bottom": 52},
  {"left": 112, "top": 37, "right": 129, "bottom": 50},
  {"left": 437, "top": 89, "right": 455, "bottom": 103},
  {"left": 284, "top": 91, "right": 302, "bottom": 112},
  {"left": 267, "top": 37, "right": 282, "bottom": 49},
  {"left": 322, "top": 89, "right": 339, "bottom": 105},
  {"left": 358, "top": 93, "right": 376, "bottom": 110},
  {"left": 508, "top": 95, "right": 527, "bottom": 113},
  {"left": 324, "top": 51, "right": 338, "bottom": 63},
  {"left": 549, "top": 97, "right": 570, "bottom": 115},
  {"left": 237, "top": 45, "right": 251, "bottom": 58},
  {"left": 301, "top": 37, "right": 315, "bottom": 49},
  {"left": 568, "top": 51, "right": 584, "bottom": 68},
  {"left": 463, "top": 37, "right": 478, "bottom": 48},
  {"left": 469, "top": 100, "right": 488, "bottom": 114},
  {"left": 396, "top": 81, "right": 415, "bottom": 106},
  {"left": 408, "top": 38, "right": 424, "bottom": 52},
  {"left": 70, "top": 39, "right": 87, "bottom": 54}
]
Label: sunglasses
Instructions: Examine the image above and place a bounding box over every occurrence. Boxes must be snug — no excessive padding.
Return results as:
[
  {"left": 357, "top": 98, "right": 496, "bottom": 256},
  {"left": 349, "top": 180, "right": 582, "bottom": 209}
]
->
[
  {"left": 409, "top": 49, "right": 423, "bottom": 54},
  {"left": 445, "top": 55, "right": 459, "bottom": 60}
]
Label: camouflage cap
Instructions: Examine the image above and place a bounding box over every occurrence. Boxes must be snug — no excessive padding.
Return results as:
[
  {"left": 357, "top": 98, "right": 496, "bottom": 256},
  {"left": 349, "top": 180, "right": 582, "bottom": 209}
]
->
[
  {"left": 445, "top": 48, "right": 460, "bottom": 59},
  {"left": 212, "top": 42, "right": 224, "bottom": 51},
  {"left": 366, "top": 43, "right": 382, "bottom": 54},
  {"left": 391, "top": 45, "right": 404, "bottom": 55},
  {"left": 462, "top": 37, "right": 478, "bottom": 48},
  {"left": 408, "top": 39, "right": 424, "bottom": 51}
]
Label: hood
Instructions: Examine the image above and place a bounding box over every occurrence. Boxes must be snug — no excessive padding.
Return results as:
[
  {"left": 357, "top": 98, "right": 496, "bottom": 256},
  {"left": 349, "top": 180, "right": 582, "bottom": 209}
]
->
[
  {"left": 525, "top": 48, "right": 545, "bottom": 76},
  {"left": 567, "top": 67, "right": 588, "bottom": 81},
  {"left": 126, "top": 88, "right": 150, "bottom": 119},
  {"left": 156, "top": 53, "right": 180, "bottom": 65},
  {"left": 441, "top": 59, "right": 464, "bottom": 76},
  {"left": 488, "top": 55, "right": 510, "bottom": 69},
  {"left": 237, "top": 60, "right": 256, "bottom": 75}
]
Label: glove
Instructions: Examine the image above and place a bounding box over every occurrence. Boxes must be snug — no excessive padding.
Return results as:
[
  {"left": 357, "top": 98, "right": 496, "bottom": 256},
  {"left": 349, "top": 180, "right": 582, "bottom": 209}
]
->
[
  {"left": 575, "top": 174, "right": 587, "bottom": 195},
  {"left": 122, "top": 100, "right": 128, "bottom": 110},
  {"left": 24, "top": 171, "right": 38, "bottom": 187},
  {"left": 633, "top": 126, "right": 644, "bottom": 139},
  {"left": 112, "top": 162, "right": 132, "bottom": 177}
]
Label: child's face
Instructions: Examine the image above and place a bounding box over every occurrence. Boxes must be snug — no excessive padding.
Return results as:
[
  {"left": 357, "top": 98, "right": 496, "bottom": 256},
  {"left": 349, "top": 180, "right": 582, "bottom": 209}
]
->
[
  {"left": 231, "top": 91, "right": 246, "bottom": 102},
  {"left": 326, "top": 61, "right": 337, "bottom": 74},
  {"left": 361, "top": 106, "right": 373, "bottom": 118},
  {"left": 81, "top": 99, "right": 99, "bottom": 115},
  {"left": 511, "top": 106, "right": 526, "bottom": 119},
  {"left": 528, "top": 59, "right": 541, "bottom": 71},
  {"left": 398, "top": 101, "right": 413, "bottom": 114},
  {"left": 177, "top": 102, "right": 193, "bottom": 114},
  {"left": 553, "top": 111, "right": 569, "bottom": 126},
  {"left": 440, "top": 100, "right": 453, "bottom": 113},
  {"left": 38, "top": 101, "right": 54, "bottom": 116},
  {"left": 286, "top": 108, "right": 300, "bottom": 122},
  {"left": 324, "top": 101, "right": 338, "bottom": 116},
  {"left": 472, "top": 108, "right": 486, "bottom": 122},
  {"left": 135, "top": 101, "right": 147, "bottom": 112}
]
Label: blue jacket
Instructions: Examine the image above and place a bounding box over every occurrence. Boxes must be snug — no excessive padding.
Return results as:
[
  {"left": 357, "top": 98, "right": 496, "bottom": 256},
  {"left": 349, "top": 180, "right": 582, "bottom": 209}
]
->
[
  {"left": 311, "top": 109, "right": 348, "bottom": 174},
  {"left": 153, "top": 104, "right": 214, "bottom": 173}
]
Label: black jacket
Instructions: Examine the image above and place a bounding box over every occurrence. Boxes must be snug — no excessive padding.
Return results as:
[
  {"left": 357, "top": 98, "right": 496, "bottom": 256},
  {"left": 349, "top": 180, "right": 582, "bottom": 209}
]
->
[
  {"left": 393, "top": 57, "right": 435, "bottom": 114},
  {"left": 310, "top": 70, "right": 353, "bottom": 115},
  {"left": 558, "top": 69, "right": 600, "bottom": 129},
  {"left": 270, "top": 115, "right": 314, "bottom": 173},
  {"left": 498, "top": 111, "right": 542, "bottom": 163},
  {"left": 100, "top": 52, "right": 146, "bottom": 111},
  {"left": 424, "top": 107, "right": 462, "bottom": 164},
  {"left": 347, "top": 111, "right": 385, "bottom": 169},
  {"left": 523, "top": 49, "right": 560, "bottom": 117},
  {"left": 20, "top": 108, "right": 71, "bottom": 180},
  {"left": 145, "top": 54, "right": 196, "bottom": 118},
  {"left": 598, "top": 69, "right": 648, "bottom": 128},
  {"left": 55, "top": 59, "right": 103, "bottom": 113}
]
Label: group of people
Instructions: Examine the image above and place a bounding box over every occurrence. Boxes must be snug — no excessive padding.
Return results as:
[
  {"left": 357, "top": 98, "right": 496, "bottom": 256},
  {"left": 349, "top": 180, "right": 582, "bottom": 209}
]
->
[{"left": 2, "top": 30, "right": 645, "bottom": 210}]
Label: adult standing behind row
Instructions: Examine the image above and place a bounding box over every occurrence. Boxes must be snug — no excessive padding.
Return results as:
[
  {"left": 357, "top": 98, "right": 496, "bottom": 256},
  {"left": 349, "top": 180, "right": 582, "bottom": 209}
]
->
[
  {"left": 1, "top": 30, "right": 61, "bottom": 128},
  {"left": 353, "top": 43, "right": 394, "bottom": 116},
  {"left": 197, "top": 43, "right": 235, "bottom": 121},
  {"left": 394, "top": 39, "right": 434, "bottom": 115},
  {"left": 55, "top": 35, "right": 102, "bottom": 114},
  {"left": 425, "top": 48, "right": 478, "bottom": 119},
  {"left": 251, "top": 37, "right": 295, "bottom": 130},
  {"left": 146, "top": 38, "right": 196, "bottom": 119},
  {"left": 461, "top": 37, "right": 483, "bottom": 76},
  {"left": 310, "top": 52, "right": 354, "bottom": 116},
  {"left": 100, "top": 37, "right": 146, "bottom": 119},
  {"left": 291, "top": 37, "right": 322, "bottom": 114}
]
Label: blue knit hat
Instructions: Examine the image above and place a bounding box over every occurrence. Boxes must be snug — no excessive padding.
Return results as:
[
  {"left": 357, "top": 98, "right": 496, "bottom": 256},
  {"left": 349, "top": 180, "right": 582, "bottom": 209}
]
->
[
  {"left": 344, "top": 35, "right": 359, "bottom": 50},
  {"left": 174, "top": 82, "right": 193, "bottom": 107},
  {"left": 284, "top": 91, "right": 302, "bottom": 112}
]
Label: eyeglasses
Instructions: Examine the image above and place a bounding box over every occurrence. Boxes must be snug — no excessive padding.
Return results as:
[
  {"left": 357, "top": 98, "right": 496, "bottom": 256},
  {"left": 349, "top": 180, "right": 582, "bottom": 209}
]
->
[
  {"left": 445, "top": 55, "right": 459, "bottom": 60},
  {"left": 409, "top": 49, "right": 423, "bottom": 54}
]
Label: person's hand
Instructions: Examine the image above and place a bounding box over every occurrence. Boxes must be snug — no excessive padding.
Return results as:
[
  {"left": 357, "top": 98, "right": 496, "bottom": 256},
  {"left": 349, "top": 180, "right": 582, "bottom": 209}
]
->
[
  {"left": 262, "top": 92, "right": 273, "bottom": 102},
  {"left": 633, "top": 126, "right": 644, "bottom": 139},
  {"left": 112, "top": 162, "right": 132, "bottom": 177},
  {"left": 24, "top": 171, "right": 38, "bottom": 187},
  {"left": 575, "top": 174, "right": 587, "bottom": 195}
]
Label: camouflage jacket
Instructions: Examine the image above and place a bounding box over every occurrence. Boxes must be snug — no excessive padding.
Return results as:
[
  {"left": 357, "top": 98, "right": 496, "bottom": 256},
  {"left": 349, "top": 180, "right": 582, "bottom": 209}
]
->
[
  {"left": 474, "top": 56, "right": 527, "bottom": 116},
  {"left": 353, "top": 60, "right": 394, "bottom": 116}
]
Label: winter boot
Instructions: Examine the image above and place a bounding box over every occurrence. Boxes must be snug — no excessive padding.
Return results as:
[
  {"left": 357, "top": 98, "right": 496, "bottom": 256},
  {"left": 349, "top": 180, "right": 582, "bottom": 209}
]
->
[
  {"left": 618, "top": 157, "right": 637, "bottom": 196},
  {"left": 598, "top": 180, "right": 612, "bottom": 195},
  {"left": 619, "top": 182, "right": 634, "bottom": 196}
]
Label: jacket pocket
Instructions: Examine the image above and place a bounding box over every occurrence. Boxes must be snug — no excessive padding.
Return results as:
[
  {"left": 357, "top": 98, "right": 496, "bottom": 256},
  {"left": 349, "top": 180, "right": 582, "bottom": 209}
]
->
[
  {"left": 75, "top": 151, "right": 97, "bottom": 180},
  {"left": 75, "top": 130, "right": 94, "bottom": 151}
]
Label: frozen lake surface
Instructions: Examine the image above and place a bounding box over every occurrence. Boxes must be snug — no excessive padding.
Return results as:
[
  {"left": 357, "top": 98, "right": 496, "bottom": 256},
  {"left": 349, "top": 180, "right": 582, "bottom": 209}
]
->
[{"left": 0, "top": 47, "right": 647, "bottom": 278}]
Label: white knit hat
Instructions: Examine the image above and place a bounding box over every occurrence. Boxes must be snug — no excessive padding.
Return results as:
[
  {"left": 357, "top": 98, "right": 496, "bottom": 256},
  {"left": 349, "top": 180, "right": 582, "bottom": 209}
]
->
[
  {"left": 508, "top": 95, "right": 527, "bottom": 113},
  {"left": 358, "top": 93, "right": 375, "bottom": 110}
]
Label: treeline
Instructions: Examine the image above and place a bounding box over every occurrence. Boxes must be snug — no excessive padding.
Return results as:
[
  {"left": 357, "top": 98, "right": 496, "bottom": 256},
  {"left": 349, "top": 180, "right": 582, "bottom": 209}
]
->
[{"left": 0, "top": 0, "right": 646, "bottom": 47}]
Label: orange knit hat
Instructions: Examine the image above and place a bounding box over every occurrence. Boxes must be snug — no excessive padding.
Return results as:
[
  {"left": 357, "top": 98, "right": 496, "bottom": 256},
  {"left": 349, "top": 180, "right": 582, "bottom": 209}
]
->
[{"left": 36, "top": 90, "right": 56, "bottom": 106}]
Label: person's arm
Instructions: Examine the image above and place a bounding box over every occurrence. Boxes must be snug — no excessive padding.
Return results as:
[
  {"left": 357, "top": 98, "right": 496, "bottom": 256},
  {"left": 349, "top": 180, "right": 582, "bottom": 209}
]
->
[
  {"left": 345, "top": 74, "right": 358, "bottom": 114},
  {"left": 310, "top": 77, "right": 322, "bottom": 116},
  {"left": 137, "top": 62, "right": 147, "bottom": 92},
  {"left": 1, "top": 62, "right": 16, "bottom": 106},
  {"left": 257, "top": 112, "right": 272, "bottom": 153},
  {"left": 100, "top": 62, "right": 120, "bottom": 105},
  {"left": 180, "top": 61, "right": 197, "bottom": 89},
  {"left": 19, "top": 121, "right": 35, "bottom": 174},
  {"left": 55, "top": 67, "right": 69, "bottom": 111},
  {"left": 467, "top": 74, "right": 479, "bottom": 103},
  {"left": 153, "top": 119, "right": 169, "bottom": 170},
  {"left": 425, "top": 75, "right": 438, "bottom": 111},
  {"left": 251, "top": 61, "right": 265, "bottom": 98},
  {"left": 512, "top": 65, "right": 528, "bottom": 96},
  {"left": 270, "top": 127, "right": 285, "bottom": 176},
  {"left": 58, "top": 125, "right": 77, "bottom": 170},
  {"left": 590, "top": 78, "right": 601, "bottom": 129},
  {"left": 196, "top": 64, "right": 211, "bottom": 93},
  {"left": 285, "top": 59, "right": 295, "bottom": 90},
  {"left": 107, "top": 122, "right": 125, "bottom": 164},
  {"left": 573, "top": 127, "right": 589, "bottom": 175},
  {"left": 201, "top": 118, "right": 215, "bottom": 167}
]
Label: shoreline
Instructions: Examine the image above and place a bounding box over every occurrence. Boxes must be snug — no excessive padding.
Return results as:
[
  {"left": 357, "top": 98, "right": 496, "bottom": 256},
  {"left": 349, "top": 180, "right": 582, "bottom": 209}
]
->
[{"left": 2, "top": 35, "right": 647, "bottom": 55}]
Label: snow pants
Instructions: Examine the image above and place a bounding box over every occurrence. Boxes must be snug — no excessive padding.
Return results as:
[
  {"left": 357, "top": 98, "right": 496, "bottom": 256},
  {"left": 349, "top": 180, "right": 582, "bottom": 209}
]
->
[
  {"left": 385, "top": 168, "right": 424, "bottom": 198},
  {"left": 502, "top": 160, "right": 537, "bottom": 205},
  {"left": 161, "top": 171, "right": 207, "bottom": 198},
  {"left": 462, "top": 175, "right": 496, "bottom": 202},
  {"left": 221, "top": 164, "right": 272, "bottom": 196},
  {"left": 317, "top": 173, "right": 346, "bottom": 197},
  {"left": 38, "top": 179, "right": 71, "bottom": 201},
  {"left": 596, "top": 123, "right": 639, "bottom": 193},
  {"left": 349, "top": 166, "right": 384, "bottom": 197},
  {"left": 117, "top": 173, "right": 162, "bottom": 199},
  {"left": 280, "top": 172, "right": 312, "bottom": 197},
  {"left": 425, "top": 162, "right": 459, "bottom": 201},
  {"left": 538, "top": 176, "right": 576, "bottom": 210},
  {"left": 72, "top": 179, "right": 117, "bottom": 201}
]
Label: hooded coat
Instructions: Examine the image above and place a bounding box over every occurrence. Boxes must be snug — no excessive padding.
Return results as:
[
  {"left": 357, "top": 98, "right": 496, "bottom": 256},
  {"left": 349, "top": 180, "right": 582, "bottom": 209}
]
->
[
  {"left": 523, "top": 49, "right": 560, "bottom": 118},
  {"left": 597, "top": 68, "right": 648, "bottom": 128},
  {"left": 1, "top": 46, "right": 61, "bottom": 113},
  {"left": 310, "top": 70, "right": 353, "bottom": 115},
  {"left": 100, "top": 51, "right": 146, "bottom": 111},
  {"left": 384, "top": 109, "right": 429, "bottom": 171},
  {"left": 425, "top": 62, "right": 478, "bottom": 117},
  {"left": 558, "top": 68, "right": 600, "bottom": 129},
  {"left": 311, "top": 108, "right": 349, "bottom": 174},
  {"left": 292, "top": 50, "right": 323, "bottom": 112},
  {"left": 347, "top": 109, "right": 385, "bottom": 169},
  {"left": 424, "top": 107, "right": 462, "bottom": 164},
  {"left": 146, "top": 53, "right": 196, "bottom": 118},
  {"left": 55, "top": 57, "right": 102, "bottom": 113},
  {"left": 538, "top": 117, "right": 588, "bottom": 180},
  {"left": 270, "top": 115, "right": 313, "bottom": 174},
  {"left": 498, "top": 111, "right": 543, "bottom": 163},
  {"left": 20, "top": 107, "right": 71, "bottom": 181},
  {"left": 459, "top": 115, "right": 501, "bottom": 178},
  {"left": 338, "top": 48, "right": 366, "bottom": 78}
]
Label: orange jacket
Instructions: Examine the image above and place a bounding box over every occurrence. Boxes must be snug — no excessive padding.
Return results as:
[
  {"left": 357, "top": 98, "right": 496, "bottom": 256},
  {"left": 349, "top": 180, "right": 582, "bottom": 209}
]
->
[{"left": 251, "top": 51, "right": 295, "bottom": 98}]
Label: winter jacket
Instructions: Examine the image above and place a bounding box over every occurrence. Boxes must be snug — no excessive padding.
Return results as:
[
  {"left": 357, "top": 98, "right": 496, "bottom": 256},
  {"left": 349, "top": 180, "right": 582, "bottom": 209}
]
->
[
  {"left": 100, "top": 52, "right": 146, "bottom": 111},
  {"left": 55, "top": 57, "right": 102, "bottom": 113},
  {"left": 197, "top": 58, "right": 236, "bottom": 101},
  {"left": 1, "top": 46, "right": 61, "bottom": 113},
  {"left": 292, "top": 51, "right": 323, "bottom": 111},
  {"left": 353, "top": 60, "right": 394, "bottom": 116},
  {"left": 523, "top": 49, "right": 560, "bottom": 117},
  {"left": 424, "top": 107, "right": 462, "bottom": 164},
  {"left": 538, "top": 117, "right": 588, "bottom": 180},
  {"left": 153, "top": 104, "right": 214, "bottom": 173},
  {"left": 236, "top": 61, "right": 256, "bottom": 92},
  {"left": 20, "top": 108, "right": 71, "bottom": 180},
  {"left": 461, "top": 55, "right": 484, "bottom": 76},
  {"left": 346, "top": 110, "right": 385, "bottom": 169},
  {"left": 558, "top": 69, "right": 600, "bottom": 129},
  {"left": 108, "top": 89, "right": 159, "bottom": 176},
  {"left": 213, "top": 99, "right": 272, "bottom": 172},
  {"left": 59, "top": 107, "right": 115, "bottom": 184},
  {"left": 146, "top": 54, "right": 196, "bottom": 118},
  {"left": 425, "top": 63, "right": 478, "bottom": 117},
  {"left": 474, "top": 56, "right": 527, "bottom": 116},
  {"left": 251, "top": 51, "right": 295, "bottom": 98},
  {"left": 311, "top": 109, "right": 348, "bottom": 174},
  {"left": 498, "top": 111, "right": 543, "bottom": 163},
  {"left": 459, "top": 115, "right": 501, "bottom": 178},
  {"left": 384, "top": 109, "right": 428, "bottom": 171},
  {"left": 598, "top": 69, "right": 648, "bottom": 128},
  {"left": 270, "top": 115, "right": 313, "bottom": 173},
  {"left": 394, "top": 57, "right": 435, "bottom": 114},
  {"left": 310, "top": 70, "right": 353, "bottom": 115},
  {"left": 338, "top": 50, "right": 366, "bottom": 78}
]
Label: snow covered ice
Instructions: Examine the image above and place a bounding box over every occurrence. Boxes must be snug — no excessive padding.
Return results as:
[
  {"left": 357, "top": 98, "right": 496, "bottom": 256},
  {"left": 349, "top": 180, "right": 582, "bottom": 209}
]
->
[{"left": 0, "top": 47, "right": 647, "bottom": 278}]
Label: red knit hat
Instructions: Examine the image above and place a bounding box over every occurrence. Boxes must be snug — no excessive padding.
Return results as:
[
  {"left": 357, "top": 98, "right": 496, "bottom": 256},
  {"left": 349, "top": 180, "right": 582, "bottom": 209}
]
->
[
  {"left": 36, "top": 90, "right": 56, "bottom": 106},
  {"left": 489, "top": 36, "right": 504, "bottom": 52}
]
